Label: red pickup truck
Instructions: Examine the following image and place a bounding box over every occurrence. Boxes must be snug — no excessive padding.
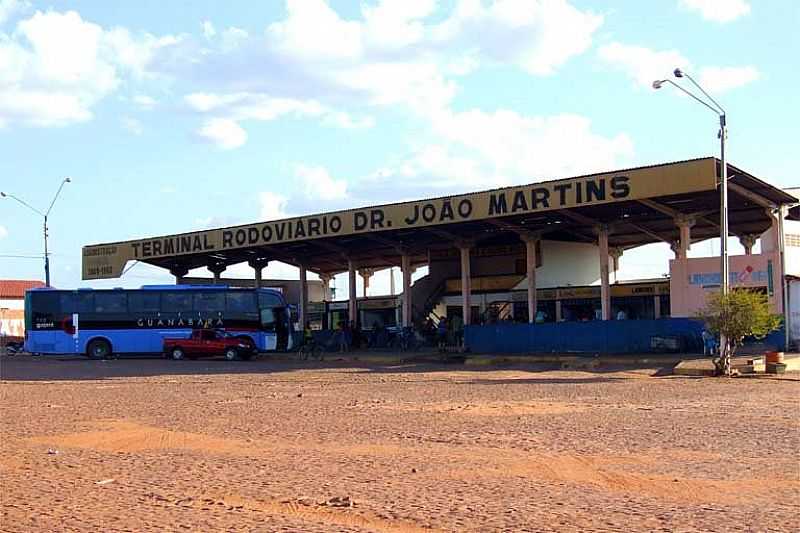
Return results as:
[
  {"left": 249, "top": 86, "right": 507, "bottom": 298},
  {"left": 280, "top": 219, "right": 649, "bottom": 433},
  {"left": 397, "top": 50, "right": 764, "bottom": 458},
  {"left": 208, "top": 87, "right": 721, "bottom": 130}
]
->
[{"left": 163, "top": 329, "right": 255, "bottom": 361}]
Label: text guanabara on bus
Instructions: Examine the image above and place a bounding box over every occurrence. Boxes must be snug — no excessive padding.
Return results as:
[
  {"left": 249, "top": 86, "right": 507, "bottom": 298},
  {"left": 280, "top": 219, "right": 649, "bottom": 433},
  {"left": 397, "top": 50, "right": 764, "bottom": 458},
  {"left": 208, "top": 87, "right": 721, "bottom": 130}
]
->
[{"left": 24, "top": 285, "right": 294, "bottom": 358}]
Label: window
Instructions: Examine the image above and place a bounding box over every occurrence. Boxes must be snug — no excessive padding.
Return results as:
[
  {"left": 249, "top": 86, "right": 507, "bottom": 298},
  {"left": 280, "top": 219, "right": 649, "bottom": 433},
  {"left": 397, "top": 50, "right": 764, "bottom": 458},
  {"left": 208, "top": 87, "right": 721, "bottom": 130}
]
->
[
  {"left": 260, "top": 308, "right": 276, "bottom": 331},
  {"left": 129, "top": 292, "right": 161, "bottom": 313},
  {"left": 194, "top": 291, "right": 225, "bottom": 313},
  {"left": 60, "top": 293, "right": 76, "bottom": 314},
  {"left": 162, "top": 292, "right": 192, "bottom": 313},
  {"left": 258, "top": 292, "right": 283, "bottom": 308},
  {"left": 94, "top": 292, "right": 128, "bottom": 313},
  {"left": 227, "top": 291, "right": 256, "bottom": 313},
  {"left": 76, "top": 293, "right": 94, "bottom": 313},
  {"left": 31, "top": 292, "right": 60, "bottom": 323}
]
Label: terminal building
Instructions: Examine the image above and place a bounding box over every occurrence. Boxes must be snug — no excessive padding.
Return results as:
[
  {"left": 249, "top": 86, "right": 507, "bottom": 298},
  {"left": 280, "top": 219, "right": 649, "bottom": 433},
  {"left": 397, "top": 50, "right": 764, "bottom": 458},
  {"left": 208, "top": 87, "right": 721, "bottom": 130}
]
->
[{"left": 82, "top": 158, "right": 800, "bottom": 352}]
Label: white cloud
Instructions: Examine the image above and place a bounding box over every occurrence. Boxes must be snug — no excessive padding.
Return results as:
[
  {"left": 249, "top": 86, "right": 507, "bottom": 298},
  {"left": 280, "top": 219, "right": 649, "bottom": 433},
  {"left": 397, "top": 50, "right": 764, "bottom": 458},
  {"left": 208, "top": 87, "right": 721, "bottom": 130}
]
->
[
  {"left": 195, "top": 117, "right": 247, "bottom": 149},
  {"left": 699, "top": 65, "right": 759, "bottom": 93},
  {"left": 184, "top": 91, "right": 373, "bottom": 147},
  {"left": 201, "top": 20, "right": 215, "bottom": 39},
  {"left": 121, "top": 116, "right": 143, "bottom": 135},
  {"left": 132, "top": 94, "right": 157, "bottom": 110},
  {"left": 266, "top": 0, "right": 363, "bottom": 61},
  {"left": 0, "top": 10, "right": 179, "bottom": 127},
  {"left": 679, "top": 0, "right": 750, "bottom": 23},
  {"left": 0, "top": 0, "right": 29, "bottom": 26},
  {"left": 173, "top": 0, "right": 602, "bottom": 118},
  {"left": 295, "top": 164, "right": 348, "bottom": 200},
  {"left": 0, "top": 224, "right": 8, "bottom": 239},
  {"left": 430, "top": 0, "right": 603, "bottom": 75},
  {"left": 598, "top": 42, "right": 690, "bottom": 89},
  {"left": 259, "top": 191, "right": 289, "bottom": 220}
]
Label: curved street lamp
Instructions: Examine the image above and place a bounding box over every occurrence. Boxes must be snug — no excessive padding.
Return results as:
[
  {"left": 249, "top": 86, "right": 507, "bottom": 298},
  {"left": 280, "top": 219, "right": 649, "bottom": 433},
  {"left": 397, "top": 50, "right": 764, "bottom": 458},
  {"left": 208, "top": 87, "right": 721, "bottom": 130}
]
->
[
  {"left": 1, "top": 177, "right": 72, "bottom": 287},
  {"left": 653, "top": 69, "right": 728, "bottom": 296}
]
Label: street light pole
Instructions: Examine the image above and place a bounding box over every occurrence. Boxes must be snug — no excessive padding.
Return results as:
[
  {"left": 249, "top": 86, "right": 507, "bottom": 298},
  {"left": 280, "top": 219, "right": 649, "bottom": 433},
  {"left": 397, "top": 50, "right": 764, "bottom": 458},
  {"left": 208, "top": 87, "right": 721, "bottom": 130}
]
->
[
  {"left": 652, "top": 72, "right": 728, "bottom": 294},
  {"left": 653, "top": 70, "right": 731, "bottom": 371},
  {"left": 1, "top": 178, "right": 71, "bottom": 287}
]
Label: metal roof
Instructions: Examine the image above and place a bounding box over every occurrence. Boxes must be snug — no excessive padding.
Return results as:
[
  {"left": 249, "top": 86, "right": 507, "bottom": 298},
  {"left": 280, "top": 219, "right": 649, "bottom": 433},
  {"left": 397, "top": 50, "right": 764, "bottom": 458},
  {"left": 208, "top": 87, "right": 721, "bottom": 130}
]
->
[{"left": 82, "top": 158, "right": 798, "bottom": 279}]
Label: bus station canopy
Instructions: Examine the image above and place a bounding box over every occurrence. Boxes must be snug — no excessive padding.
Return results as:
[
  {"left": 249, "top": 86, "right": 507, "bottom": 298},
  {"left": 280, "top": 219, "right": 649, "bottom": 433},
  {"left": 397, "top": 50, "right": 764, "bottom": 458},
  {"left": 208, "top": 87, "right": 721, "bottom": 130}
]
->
[{"left": 82, "top": 157, "right": 798, "bottom": 280}]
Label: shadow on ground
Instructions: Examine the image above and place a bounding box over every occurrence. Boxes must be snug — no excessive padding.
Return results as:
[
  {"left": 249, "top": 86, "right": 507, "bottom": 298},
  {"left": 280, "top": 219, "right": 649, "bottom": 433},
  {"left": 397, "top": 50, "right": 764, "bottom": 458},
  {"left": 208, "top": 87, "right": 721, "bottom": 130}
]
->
[{"left": 0, "top": 352, "right": 677, "bottom": 383}]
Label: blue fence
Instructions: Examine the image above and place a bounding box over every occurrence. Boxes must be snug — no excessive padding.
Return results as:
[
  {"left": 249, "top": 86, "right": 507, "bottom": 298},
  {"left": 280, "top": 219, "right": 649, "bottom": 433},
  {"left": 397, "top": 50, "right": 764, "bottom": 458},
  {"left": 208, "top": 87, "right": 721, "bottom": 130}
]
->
[{"left": 464, "top": 319, "right": 707, "bottom": 354}]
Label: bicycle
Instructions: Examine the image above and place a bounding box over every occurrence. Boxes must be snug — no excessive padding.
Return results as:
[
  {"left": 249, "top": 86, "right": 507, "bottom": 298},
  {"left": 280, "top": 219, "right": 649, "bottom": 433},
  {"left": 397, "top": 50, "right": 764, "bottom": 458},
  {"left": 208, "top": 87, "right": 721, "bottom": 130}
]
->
[
  {"left": 298, "top": 340, "right": 324, "bottom": 361},
  {"left": 389, "top": 327, "right": 420, "bottom": 353}
]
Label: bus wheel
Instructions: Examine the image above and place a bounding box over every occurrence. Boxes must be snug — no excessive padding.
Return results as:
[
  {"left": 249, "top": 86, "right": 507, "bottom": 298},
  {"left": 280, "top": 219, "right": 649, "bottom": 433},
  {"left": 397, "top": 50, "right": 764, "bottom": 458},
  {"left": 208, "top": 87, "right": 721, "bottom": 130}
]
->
[
  {"left": 87, "top": 339, "right": 112, "bottom": 360},
  {"left": 224, "top": 347, "right": 239, "bottom": 361},
  {"left": 170, "top": 347, "right": 185, "bottom": 361}
]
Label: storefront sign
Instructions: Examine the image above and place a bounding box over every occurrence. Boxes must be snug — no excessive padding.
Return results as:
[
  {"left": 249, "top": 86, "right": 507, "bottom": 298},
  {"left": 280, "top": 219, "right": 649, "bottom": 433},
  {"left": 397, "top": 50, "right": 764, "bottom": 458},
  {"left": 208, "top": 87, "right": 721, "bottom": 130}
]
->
[{"left": 83, "top": 158, "right": 719, "bottom": 279}]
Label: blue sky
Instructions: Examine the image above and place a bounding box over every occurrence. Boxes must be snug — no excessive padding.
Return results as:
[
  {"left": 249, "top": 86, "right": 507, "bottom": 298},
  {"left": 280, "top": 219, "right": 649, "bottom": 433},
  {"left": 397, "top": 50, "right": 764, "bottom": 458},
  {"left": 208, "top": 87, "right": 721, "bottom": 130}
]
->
[{"left": 1, "top": 0, "right": 798, "bottom": 294}]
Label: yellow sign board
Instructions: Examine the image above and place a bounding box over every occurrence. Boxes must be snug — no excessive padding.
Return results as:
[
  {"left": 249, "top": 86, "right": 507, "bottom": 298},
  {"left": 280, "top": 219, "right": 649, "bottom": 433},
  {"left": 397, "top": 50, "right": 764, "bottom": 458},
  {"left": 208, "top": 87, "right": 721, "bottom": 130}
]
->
[{"left": 83, "top": 158, "right": 718, "bottom": 279}]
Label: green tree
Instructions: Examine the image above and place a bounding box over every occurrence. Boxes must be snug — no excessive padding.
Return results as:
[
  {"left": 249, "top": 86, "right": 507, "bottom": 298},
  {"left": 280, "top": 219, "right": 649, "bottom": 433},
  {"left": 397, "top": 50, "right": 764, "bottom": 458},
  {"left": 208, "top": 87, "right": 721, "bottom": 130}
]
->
[{"left": 695, "top": 290, "right": 782, "bottom": 376}]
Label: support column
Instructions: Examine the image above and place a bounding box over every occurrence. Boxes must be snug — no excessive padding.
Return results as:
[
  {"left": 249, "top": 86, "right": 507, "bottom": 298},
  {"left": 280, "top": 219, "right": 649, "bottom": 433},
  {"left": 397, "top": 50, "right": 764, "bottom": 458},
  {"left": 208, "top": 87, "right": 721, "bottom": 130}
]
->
[
  {"left": 555, "top": 300, "right": 562, "bottom": 322},
  {"left": 458, "top": 241, "right": 473, "bottom": 325},
  {"left": 520, "top": 233, "right": 539, "bottom": 324},
  {"left": 208, "top": 264, "right": 226, "bottom": 285},
  {"left": 359, "top": 268, "right": 374, "bottom": 298},
  {"left": 401, "top": 254, "right": 412, "bottom": 328},
  {"left": 170, "top": 267, "right": 188, "bottom": 284},
  {"left": 319, "top": 273, "right": 333, "bottom": 301},
  {"left": 739, "top": 234, "right": 757, "bottom": 256},
  {"left": 609, "top": 247, "right": 623, "bottom": 284},
  {"left": 598, "top": 226, "right": 611, "bottom": 321},
  {"left": 675, "top": 216, "right": 694, "bottom": 259},
  {"left": 248, "top": 258, "right": 269, "bottom": 289},
  {"left": 653, "top": 295, "right": 661, "bottom": 319},
  {"left": 298, "top": 263, "right": 308, "bottom": 329},
  {"left": 348, "top": 259, "right": 357, "bottom": 324}
]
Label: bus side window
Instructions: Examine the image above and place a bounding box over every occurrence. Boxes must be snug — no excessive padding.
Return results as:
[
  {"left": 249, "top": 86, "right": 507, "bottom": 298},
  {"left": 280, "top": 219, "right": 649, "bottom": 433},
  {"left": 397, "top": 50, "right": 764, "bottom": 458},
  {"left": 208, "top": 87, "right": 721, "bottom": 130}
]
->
[
  {"left": 31, "top": 292, "right": 60, "bottom": 324},
  {"left": 227, "top": 292, "right": 256, "bottom": 313},
  {"left": 194, "top": 291, "right": 225, "bottom": 313},
  {"left": 76, "top": 293, "right": 94, "bottom": 313},
  {"left": 260, "top": 308, "right": 276, "bottom": 331}
]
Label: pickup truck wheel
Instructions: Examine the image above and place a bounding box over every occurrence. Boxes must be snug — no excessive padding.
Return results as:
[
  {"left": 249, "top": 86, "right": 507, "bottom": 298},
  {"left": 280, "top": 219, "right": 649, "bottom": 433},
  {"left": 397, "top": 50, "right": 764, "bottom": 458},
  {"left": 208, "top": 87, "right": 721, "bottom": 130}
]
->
[
  {"left": 170, "top": 347, "right": 185, "bottom": 361},
  {"left": 224, "top": 347, "right": 239, "bottom": 361}
]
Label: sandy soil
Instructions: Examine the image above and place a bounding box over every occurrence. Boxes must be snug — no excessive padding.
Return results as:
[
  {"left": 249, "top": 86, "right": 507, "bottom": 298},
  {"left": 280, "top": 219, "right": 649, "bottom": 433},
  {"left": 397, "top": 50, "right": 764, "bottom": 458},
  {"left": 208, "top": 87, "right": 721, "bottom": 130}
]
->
[{"left": 1, "top": 354, "right": 798, "bottom": 532}]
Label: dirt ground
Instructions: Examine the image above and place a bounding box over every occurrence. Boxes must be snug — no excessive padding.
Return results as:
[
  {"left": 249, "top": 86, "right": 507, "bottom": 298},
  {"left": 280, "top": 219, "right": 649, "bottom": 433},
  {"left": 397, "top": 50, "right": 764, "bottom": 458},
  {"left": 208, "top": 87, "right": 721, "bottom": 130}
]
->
[{"left": 1, "top": 354, "right": 798, "bottom": 532}]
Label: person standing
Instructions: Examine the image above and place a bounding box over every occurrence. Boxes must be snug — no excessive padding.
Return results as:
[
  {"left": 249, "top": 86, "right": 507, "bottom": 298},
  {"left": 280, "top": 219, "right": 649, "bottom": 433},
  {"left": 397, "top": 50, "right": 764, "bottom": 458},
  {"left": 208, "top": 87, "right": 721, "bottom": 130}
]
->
[{"left": 437, "top": 317, "right": 448, "bottom": 353}]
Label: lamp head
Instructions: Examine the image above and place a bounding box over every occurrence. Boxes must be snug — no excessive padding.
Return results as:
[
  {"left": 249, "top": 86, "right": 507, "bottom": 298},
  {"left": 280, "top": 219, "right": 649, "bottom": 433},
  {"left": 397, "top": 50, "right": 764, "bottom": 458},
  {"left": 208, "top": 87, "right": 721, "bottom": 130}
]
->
[
  {"left": 64, "top": 177, "right": 71, "bottom": 183},
  {"left": 673, "top": 68, "right": 684, "bottom": 78},
  {"left": 652, "top": 80, "right": 664, "bottom": 89},
  {"left": 0, "top": 192, "right": 6, "bottom": 197}
]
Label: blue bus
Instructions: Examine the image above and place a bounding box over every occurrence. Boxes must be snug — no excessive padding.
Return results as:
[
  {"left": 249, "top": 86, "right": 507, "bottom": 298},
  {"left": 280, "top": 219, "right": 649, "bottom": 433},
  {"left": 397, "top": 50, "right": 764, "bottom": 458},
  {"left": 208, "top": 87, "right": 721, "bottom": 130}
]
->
[{"left": 24, "top": 285, "right": 293, "bottom": 358}]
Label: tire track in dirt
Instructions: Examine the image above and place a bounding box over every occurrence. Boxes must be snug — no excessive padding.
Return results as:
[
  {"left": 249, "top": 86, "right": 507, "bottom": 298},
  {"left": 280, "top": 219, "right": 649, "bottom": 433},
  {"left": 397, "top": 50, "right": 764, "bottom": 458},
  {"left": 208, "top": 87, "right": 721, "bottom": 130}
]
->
[{"left": 143, "top": 492, "right": 439, "bottom": 533}]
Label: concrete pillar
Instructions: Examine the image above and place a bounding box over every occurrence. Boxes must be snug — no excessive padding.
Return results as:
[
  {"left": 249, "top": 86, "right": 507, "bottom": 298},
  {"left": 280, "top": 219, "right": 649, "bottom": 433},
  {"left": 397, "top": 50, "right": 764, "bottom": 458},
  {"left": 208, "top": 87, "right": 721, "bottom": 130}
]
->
[
  {"left": 520, "top": 233, "right": 539, "bottom": 324},
  {"left": 170, "top": 267, "right": 188, "bottom": 285},
  {"left": 298, "top": 264, "right": 308, "bottom": 329},
  {"left": 458, "top": 242, "right": 472, "bottom": 325},
  {"left": 348, "top": 259, "right": 357, "bottom": 324},
  {"left": 319, "top": 273, "right": 332, "bottom": 301},
  {"left": 653, "top": 295, "right": 661, "bottom": 319},
  {"left": 401, "top": 254, "right": 412, "bottom": 328},
  {"left": 675, "top": 217, "right": 694, "bottom": 259},
  {"left": 208, "top": 264, "right": 226, "bottom": 285},
  {"left": 739, "top": 234, "right": 757, "bottom": 256},
  {"left": 359, "top": 268, "right": 374, "bottom": 298},
  {"left": 598, "top": 226, "right": 611, "bottom": 321},
  {"left": 609, "top": 247, "right": 623, "bottom": 284},
  {"left": 555, "top": 300, "right": 562, "bottom": 322},
  {"left": 389, "top": 266, "right": 396, "bottom": 296},
  {"left": 248, "top": 259, "right": 269, "bottom": 289},
  {"left": 670, "top": 240, "right": 682, "bottom": 260}
]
